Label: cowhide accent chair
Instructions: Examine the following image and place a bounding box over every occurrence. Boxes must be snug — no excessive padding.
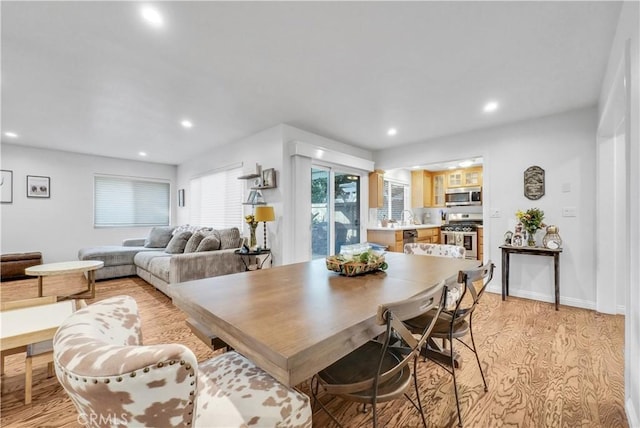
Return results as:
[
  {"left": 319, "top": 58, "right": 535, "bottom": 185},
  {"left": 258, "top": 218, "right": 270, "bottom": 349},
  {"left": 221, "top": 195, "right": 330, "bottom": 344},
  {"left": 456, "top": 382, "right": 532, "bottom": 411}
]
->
[
  {"left": 403, "top": 243, "right": 466, "bottom": 259},
  {"left": 53, "top": 295, "right": 312, "bottom": 427}
]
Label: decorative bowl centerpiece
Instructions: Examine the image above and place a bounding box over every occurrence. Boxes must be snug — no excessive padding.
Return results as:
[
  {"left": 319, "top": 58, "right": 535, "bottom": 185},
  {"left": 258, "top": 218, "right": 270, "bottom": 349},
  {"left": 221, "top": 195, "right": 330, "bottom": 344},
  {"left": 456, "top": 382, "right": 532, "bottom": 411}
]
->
[{"left": 326, "top": 249, "right": 388, "bottom": 277}]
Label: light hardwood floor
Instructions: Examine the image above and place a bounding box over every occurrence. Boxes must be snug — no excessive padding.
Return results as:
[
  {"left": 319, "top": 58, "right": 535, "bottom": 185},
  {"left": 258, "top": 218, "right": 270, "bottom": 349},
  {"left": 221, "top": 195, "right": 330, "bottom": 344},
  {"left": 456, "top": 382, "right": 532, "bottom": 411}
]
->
[{"left": 0, "top": 274, "right": 627, "bottom": 427}]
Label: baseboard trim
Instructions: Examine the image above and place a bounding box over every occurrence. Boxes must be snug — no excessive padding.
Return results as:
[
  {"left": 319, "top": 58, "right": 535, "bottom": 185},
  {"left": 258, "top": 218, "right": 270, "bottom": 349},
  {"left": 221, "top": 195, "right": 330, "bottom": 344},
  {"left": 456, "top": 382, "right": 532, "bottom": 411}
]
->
[
  {"left": 627, "top": 397, "right": 640, "bottom": 428},
  {"left": 485, "top": 285, "right": 595, "bottom": 310}
]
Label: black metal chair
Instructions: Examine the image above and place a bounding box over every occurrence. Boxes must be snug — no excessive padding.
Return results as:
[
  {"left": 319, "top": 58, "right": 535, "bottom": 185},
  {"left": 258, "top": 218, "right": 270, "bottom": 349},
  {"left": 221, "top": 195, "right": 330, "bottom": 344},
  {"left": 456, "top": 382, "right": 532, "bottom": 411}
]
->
[
  {"left": 404, "top": 260, "right": 495, "bottom": 427},
  {"left": 311, "top": 281, "right": 448, "bottom": 427}
]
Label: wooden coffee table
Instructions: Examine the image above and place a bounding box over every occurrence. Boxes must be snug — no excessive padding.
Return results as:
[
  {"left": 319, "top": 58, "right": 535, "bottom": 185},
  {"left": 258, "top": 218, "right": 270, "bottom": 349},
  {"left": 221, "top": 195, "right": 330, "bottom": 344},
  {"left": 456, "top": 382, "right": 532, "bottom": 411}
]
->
[{"left": 25, "top": 260, "right": 104, "bottom": 299}]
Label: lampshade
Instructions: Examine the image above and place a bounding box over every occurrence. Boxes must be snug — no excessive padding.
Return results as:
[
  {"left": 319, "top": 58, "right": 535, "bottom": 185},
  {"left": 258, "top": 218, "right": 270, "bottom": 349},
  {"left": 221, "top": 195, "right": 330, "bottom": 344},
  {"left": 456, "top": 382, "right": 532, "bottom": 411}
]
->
[{"left": 254, "top": 206, "right": 275, "bottom": 222}]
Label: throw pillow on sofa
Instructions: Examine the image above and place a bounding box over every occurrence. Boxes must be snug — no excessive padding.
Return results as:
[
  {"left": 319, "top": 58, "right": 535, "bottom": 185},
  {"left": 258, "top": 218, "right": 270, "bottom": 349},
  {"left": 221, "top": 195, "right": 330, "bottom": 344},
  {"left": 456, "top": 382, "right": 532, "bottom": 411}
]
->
[
  {"left": 144, "top": 226, "right": 175, "bottom": 248},
  {"left": 184, "top": 230, "right": 209, "bottom": 253},
  {"left": 215, "top": 227, "right": 242, "bottom": 250},
  {"left": 165, "top": 231, "right": 193, "bottom": 254},
  {"left": 196, "top": 235, "right": 221, "bottom": 252}
]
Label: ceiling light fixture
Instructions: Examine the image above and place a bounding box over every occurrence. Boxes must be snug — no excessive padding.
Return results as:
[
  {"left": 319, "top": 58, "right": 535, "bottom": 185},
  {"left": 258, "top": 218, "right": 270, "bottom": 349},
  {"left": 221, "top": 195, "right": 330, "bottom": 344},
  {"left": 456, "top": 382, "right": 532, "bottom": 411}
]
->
[
  {"left": 140, "top": 6, "right": 164, "bottom": 28},
  {"left": 138, "top": 151, "right": 147, "bottom": 157},
  {"left": 483, "top": 101, "right": 499, "bottom": 113},
  {"left": 387, "top": 128, "right": 397, "bottom": 136},
  {"left": 4, "top": 132, "right": 18, "bottom": 138},
  {"left": 459, "top": 160, "right": 474, "bottom": 168},
  {"left": 181, "top": 120, "right": 193, "bottom": 129}
]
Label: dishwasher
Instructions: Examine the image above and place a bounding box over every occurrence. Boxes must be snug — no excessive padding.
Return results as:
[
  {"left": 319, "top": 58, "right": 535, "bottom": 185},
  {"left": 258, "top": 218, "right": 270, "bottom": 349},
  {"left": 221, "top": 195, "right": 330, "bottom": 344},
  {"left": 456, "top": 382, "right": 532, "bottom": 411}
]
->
[{"left": 402, "top": 229, "right": 418, "bottom": 245}]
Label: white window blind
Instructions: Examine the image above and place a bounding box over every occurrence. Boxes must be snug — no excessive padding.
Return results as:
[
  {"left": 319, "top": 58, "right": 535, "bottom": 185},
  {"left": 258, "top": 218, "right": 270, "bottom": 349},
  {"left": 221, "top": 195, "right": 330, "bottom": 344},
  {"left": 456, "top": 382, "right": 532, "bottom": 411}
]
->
[
  {"left": 94, "top": 175, "right": 170, "bottom": 227},
  {"left": 189, "top": 167, "right": 243, "bottom": 228}
]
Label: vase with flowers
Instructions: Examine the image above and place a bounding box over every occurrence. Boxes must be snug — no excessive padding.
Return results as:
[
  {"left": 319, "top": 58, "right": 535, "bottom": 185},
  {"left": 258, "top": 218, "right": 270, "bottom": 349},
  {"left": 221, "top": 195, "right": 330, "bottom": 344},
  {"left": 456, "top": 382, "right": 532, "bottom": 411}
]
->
[
  {"left": 515, "top": 208, "right": 545, "bottom": 247},
  {"left": 245, "top": 214, "right": 258, "bottom": 249}
]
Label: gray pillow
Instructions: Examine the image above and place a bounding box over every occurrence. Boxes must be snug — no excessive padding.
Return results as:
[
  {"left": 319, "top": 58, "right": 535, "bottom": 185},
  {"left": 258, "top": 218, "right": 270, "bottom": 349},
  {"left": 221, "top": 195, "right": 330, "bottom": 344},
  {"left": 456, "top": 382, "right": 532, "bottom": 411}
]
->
[
  {"left": 184, "top": 231, "right": 207, "bottom": 253},
  {"left": 164, "top": 231, "right": 192, "bottom": 254},
  {"left": 196, "top": 235, "right": 221, "bottom": 252},
  {"left": 144, "top": 226, "right": 175, "bottom": 248},
  {"left": 215, "top": 227, "right": 242, "bottom": 250}
]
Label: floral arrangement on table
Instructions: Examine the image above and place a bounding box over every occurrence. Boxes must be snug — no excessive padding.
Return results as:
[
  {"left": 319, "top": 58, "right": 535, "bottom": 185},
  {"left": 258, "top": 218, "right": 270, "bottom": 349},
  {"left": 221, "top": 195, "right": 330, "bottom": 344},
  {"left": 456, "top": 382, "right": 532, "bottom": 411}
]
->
[
  {"left": 245, "top": 214, "right": 259, "bottom": 248},
  {"left": 515, "top": 208, "right": 546, "bottom": 246},
  {"left": 326, "top": 248, "right": 388, "bottom": 277}
]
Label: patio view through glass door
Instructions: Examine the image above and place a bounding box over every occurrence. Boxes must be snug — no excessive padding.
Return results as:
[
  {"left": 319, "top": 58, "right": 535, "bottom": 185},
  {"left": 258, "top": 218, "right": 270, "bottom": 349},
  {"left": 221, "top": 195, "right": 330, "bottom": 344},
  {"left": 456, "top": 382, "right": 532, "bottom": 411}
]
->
[{"left": 311, "top": 168, "right": 361, "bottom": 258}]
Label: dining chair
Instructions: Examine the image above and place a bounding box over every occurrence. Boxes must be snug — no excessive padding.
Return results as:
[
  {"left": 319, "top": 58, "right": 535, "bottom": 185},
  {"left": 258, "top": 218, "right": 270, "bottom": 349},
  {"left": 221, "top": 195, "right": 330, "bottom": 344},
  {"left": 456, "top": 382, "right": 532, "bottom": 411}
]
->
[
  {"left": 404, "top": 242, "right": 466, "bottom": 259},
  {"left": 53, "top": 295, "right": 312, "bottom": 427},
  {"left": 312, "top": 281, "right": 447, "bottom": 427},
  {"left": 1, "top": 296, "right": 82, "bottom": 404},
  {"left": 403, "top": 260, "right": 495, "bottom": 427}
]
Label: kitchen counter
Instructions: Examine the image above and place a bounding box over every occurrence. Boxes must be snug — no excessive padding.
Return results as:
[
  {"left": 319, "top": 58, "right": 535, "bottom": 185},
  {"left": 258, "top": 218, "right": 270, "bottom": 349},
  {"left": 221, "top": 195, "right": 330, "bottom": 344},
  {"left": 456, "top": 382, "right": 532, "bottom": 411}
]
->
[
  {"left": 367, "top": 224, "right": 442, "bottom": 253},
  {"left": 367, "top": 223, "right": 442, "bottom": 231}
]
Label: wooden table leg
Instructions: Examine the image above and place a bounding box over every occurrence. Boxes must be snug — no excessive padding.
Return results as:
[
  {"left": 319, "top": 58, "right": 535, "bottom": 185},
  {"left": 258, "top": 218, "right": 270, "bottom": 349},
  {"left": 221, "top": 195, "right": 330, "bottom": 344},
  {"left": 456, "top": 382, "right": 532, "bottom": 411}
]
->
[
  {"left": 554, "top": 253, "right": 560, "bottom": 310},
  {"left": 37, "top": 276, "right": 43, "bottom": 297},
  {"left": 87, "top": 270, "right": 96, "bottom": 299},
  {"left": 501, "top": 249, "right": 508, "bottom": 300}
]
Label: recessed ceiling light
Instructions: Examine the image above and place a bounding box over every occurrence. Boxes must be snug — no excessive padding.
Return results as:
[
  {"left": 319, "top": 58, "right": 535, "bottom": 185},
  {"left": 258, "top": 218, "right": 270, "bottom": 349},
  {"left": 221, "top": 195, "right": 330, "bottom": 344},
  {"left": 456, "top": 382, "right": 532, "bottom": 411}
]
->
[
  {"left": 4, "top": 132, "right": 18, "bottom": 138},
  {"left": 139, "top": 151, "right": 147, "bottom": 157},
  {"left": 459, "top": 160, "right": 474, "bottom": 168},
  {"left": 140, "top": 6, "right": 164, "bottom": 28},
  {"left": 387, "top": 128, "right": 397, "bottom": 136},
  {"left": 483, "top": 101, "right": 499, "bottom": 113},
  {"left": 181, "top": 120, "right": 193, "bottom": 129},
  {"left": 411, "top": 165, "right": 421, "bottom": 169},
  {"left": 448, "top": 166, "right": 456, "bottom": 170}
]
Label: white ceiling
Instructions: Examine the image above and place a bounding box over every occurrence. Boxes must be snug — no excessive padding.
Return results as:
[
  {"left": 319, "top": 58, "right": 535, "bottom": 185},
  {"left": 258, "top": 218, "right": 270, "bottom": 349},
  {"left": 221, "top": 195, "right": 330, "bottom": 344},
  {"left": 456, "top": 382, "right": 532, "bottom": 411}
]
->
[{"left": 1, "top": 1, "right": 622, "bottom": 165}]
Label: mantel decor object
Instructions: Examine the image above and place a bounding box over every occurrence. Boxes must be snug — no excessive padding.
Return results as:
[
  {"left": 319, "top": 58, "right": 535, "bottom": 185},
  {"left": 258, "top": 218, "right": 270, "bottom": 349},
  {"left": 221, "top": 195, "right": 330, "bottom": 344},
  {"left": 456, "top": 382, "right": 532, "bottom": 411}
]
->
[
  {"left": 543, "top": 225, "right": 562, "bottom": 249},
  {"left": 524, "top": 165, "right": 545, "bottom": 200}
]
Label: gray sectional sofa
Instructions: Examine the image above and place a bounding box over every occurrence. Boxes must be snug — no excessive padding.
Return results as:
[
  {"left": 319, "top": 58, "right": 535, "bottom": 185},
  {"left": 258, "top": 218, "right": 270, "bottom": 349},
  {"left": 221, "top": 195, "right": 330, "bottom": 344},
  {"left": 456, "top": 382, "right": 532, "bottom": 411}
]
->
[{"left": 78, "top": 226, "right": 247, "bottom": 296}]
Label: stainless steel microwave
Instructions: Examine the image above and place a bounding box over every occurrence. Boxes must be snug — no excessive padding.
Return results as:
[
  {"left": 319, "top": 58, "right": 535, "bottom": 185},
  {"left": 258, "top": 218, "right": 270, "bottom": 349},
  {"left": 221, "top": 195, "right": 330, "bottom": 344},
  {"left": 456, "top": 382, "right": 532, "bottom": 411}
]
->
[{"left": 445, "top": 187, "right": 482, "bottom": 207}]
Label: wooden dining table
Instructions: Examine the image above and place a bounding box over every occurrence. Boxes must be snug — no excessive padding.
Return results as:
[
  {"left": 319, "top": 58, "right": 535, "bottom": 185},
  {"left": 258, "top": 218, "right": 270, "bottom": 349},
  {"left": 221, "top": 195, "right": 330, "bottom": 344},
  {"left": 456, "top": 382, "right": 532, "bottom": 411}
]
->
[{"left": 172, "top": 252, "right": 479, "bottom": 387}]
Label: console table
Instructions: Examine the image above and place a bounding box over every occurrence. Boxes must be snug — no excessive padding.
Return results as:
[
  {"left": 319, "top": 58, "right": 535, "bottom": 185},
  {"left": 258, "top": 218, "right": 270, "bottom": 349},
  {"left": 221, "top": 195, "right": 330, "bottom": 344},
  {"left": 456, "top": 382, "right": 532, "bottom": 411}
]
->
[{"left": 499, "top": 245, "right": 563, "bottom": 310}]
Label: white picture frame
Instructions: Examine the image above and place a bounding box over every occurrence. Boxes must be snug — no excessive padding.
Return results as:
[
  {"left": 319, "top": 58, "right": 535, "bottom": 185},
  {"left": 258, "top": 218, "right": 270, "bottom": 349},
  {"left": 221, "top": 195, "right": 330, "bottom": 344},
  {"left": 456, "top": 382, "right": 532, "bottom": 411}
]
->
[
  {"left": 27, "top": 175, "right": 50, "bottom": 198},
  {"left": 1, "top": 170, "right": 13, "bottom": 203}
]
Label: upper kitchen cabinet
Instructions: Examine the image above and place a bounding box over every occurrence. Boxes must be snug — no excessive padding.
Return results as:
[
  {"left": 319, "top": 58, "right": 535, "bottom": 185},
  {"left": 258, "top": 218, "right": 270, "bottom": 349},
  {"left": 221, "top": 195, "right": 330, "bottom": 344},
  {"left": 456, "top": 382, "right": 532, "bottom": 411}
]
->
[
  {"left": 447, "top": 167, "right": 483, "bottom": 188},
  {"left": 369, "top": 170, "right": 385, "bottom": 208},
  {"left": 411, "top": 170, "right": 432, "bottom": 208},
  {"left": 432, "top": 173, "right": 445, "bottom": 207}
]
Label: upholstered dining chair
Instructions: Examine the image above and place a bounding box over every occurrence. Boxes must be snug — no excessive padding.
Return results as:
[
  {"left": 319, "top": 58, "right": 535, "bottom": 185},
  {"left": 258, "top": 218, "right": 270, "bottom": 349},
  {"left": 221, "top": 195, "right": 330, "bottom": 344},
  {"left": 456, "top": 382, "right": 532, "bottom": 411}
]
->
[
  {"left": 404, "top": 242, "right": 466, "bottom": 259},
  {"left": 404, "top": 261, "right": 495, "bottom": 427},
  {"left": 404, "top": 243, "right": 466, "bottom": 309},
  {"left": 53, "top": 295, "right": 312, "bottom": 427},
  {"left": 312, "top": 281, "right": 447, "bottom": 427}
]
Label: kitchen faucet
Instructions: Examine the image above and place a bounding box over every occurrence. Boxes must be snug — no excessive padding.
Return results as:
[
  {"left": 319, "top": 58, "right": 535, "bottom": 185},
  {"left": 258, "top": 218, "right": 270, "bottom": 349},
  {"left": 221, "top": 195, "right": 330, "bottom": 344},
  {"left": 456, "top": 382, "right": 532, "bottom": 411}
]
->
[{"left": 401, "top": 210, "right": 414, "bottom": 225}]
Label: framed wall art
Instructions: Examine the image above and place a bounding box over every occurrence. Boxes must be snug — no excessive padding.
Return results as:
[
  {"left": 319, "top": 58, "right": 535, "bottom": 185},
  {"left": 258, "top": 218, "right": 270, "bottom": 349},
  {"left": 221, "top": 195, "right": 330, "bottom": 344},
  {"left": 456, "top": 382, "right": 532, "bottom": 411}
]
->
[
  {"left": 262, "top": 168, "right": 276, "bottom": 188},
  {"left": 1, "top": 170, "right": 13, "bottom": 203},
  {"left": 27, "top": 175, "right": 50, "bottom": 198},
  {"left": 178, "top": 189, "right": 185, "bottom": 207}
]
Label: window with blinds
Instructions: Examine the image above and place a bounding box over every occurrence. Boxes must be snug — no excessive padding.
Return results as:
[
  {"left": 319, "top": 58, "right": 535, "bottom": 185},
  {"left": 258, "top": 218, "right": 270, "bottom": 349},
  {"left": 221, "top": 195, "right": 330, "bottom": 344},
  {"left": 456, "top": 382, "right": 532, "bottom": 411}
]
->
[
  {"left": 377, "top": 180, "right": 409, "bottom": 222},
  {"left": 94, "top": 175, "right": 170, "bottom": 227},
  {"left": 189, "top": 167, "right": 243, "bottom": 229}
]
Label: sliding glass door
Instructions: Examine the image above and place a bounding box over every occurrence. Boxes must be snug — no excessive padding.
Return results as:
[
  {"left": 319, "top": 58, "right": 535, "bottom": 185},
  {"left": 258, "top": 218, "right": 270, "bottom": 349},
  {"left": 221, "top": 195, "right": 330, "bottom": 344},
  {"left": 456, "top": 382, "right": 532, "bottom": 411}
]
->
[{"left": 311, "top": 167, "right": 361, "bottom": 258}]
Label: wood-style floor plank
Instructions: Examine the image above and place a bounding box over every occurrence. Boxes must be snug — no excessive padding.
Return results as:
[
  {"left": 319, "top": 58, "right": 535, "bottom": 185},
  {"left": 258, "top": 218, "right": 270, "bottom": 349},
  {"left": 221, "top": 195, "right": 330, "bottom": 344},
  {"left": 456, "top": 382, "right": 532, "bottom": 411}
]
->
[{"left": 0, "top": 274, "right": 628, "bottom": 427}]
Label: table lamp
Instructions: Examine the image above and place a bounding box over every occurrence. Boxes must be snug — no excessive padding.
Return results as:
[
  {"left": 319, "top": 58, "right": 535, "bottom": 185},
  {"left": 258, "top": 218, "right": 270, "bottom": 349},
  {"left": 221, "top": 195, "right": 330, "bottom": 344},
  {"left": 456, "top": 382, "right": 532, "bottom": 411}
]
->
[{"left": 254, "top": 206, "right": 275, "bottom": 249}]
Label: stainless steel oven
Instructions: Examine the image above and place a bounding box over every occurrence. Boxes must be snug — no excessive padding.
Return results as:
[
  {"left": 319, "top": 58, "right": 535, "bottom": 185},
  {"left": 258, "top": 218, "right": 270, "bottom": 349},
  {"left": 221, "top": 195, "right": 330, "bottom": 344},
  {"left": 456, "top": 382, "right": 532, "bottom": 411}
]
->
[
  {"left": 441, "top": 230, "right": 477, "bottom": 260},
  {"left": 441, "top": 212, "right": 482, "bottom": 260}
]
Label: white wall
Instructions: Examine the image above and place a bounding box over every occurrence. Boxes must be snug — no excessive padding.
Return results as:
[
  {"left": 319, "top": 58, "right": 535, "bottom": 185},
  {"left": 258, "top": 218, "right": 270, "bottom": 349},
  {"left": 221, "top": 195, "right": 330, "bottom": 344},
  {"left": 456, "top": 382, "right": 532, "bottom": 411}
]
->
[
  {"left": 176, "top": 125, "right": 285, "bottom": 263},
  {"left": 0, "top": 144, "right": 176, "bottom": 263},
  {"left": 598, "top": 2, "right": 640, "bottom": 425},
  {"left": 374, "top": 107, "right": 598, "bottom": 309}
]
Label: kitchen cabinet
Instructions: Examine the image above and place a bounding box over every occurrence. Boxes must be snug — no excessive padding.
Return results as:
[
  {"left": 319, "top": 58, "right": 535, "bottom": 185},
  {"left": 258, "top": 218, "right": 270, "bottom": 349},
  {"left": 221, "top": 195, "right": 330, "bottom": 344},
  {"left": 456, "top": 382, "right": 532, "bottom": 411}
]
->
[
  {"left": 447, "top": 167, "right": 483, "bottom": 188},
  {"left": 369, "top": 170, "right": 384, "bottom": 208},
  {"left": 367, "top": 226, "right": 441, "bottom": 253},
  {"left": 411, "top": 170, "right": 432, "bottom": 208},
  {"left": 417, "top": 227, "right": 440, "bottom": 244},
  {"left": 432, "top": 173, "right": 445, "bottom": 207}
]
